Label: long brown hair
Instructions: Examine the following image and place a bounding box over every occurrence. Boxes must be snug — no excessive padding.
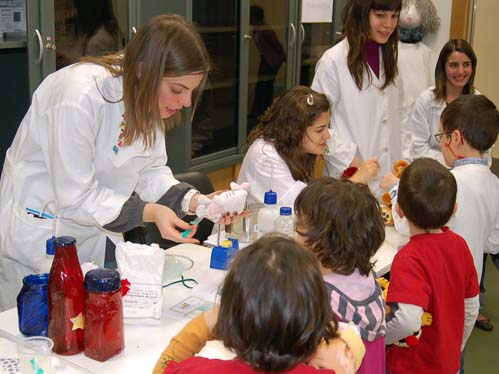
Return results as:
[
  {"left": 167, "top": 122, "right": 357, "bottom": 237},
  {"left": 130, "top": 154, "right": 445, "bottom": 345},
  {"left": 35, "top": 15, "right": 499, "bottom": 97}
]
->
[
  {"left": 214, "top": 235, "right": 337, "bottom": 372},
  {"left": 82, "top": 14, "right": 211, "bottom": 148},
  {"left": 342, "top": 0, "right": 401, "bottom": 90},
  {"left": 247, "top": 86, "right": 330, "bottom": 183},
  {"left": 433, "top": 39, "right": 477, "bottom": 102}
]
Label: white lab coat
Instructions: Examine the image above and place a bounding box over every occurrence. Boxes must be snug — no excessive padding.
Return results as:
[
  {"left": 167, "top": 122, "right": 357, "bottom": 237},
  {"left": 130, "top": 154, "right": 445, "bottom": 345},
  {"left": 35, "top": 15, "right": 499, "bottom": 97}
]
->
[
  {"left": 312, "top": 39, "right": 412, "bottom": 197},
  {"left": 0, "top": 63, "right": 179, "bottom": 310},
  {"left": 448, "top": 162, "right": 499, "bottom": 282},
  {"left": 411, "top": 87, "right": 481, "bottom": 165},
  {"left": 237, "top": 135, "right": 356, "bottom": 208}
]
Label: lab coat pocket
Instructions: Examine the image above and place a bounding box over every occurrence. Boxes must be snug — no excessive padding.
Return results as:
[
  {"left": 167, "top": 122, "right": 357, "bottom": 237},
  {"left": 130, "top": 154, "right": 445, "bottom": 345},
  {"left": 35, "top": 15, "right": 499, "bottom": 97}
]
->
[{"left": 4, "top": 205, "right": 54, "bottom": 271}]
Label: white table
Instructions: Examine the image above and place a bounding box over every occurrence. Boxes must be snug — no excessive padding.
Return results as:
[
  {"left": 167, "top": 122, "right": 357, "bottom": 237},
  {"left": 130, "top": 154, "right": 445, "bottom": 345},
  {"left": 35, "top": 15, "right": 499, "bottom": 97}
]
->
[
  {"left": 0, "top": 228, "right": 407, "bottom": 373},
  {"left": 0, "top": 244, "right": 232, "bottom": 374}
]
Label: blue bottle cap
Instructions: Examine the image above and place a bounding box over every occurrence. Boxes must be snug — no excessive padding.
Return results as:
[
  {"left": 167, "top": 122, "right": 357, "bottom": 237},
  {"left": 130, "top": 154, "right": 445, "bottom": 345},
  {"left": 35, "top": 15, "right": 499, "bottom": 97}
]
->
[
  {"left": 263, "top": 190, "right": 277, "bottom": 205},
  {"left": 279, "top": 207, "right": 292, "bottom": 216},
  {"left": 84, "top": 268, "right": 121, "bottom": 292},
  {"left": 46, "top": 236, "right": 55, "bottom": 255},
  {"left": 54, "top": 236, "right": 77, "bottom": 247},
  {"left": 23, "top": 273, "right": 49, "bottom": 287}
]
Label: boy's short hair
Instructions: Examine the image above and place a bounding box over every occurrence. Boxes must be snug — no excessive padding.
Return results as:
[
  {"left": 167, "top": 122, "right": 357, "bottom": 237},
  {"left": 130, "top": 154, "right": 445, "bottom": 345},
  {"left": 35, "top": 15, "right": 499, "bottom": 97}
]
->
[
  {"left": 214, "top": 235, "right": 337, "bottom": 372},
  {"left": 294, "top": 177, "right": 385, "bottom": 276},
  {"left": 398, "top": 158, "right": 457, "bottom": 230},
  {"left": 441, "top": 95, "right": 499, "bottom": 152}
]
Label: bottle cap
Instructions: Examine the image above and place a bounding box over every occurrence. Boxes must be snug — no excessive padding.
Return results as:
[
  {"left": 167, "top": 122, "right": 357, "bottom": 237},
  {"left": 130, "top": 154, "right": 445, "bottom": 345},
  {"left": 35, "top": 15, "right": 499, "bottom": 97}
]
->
[
  {"left": 46, "top": 236, "right": 55, "bottom": 255},
  {"left": 23, "top": 273, "right": 49, "bottom": 287},
  {"left": 263, "top": 190, "right": 277, "bottom": 205},
  {"left": 279, "top": 207, "right": 292, "bottom": 216},
  {"left": 54, "top": 236, "right": 77, "bottom": 247},
  {"left": 84, "top": 268, "right": 121, "bottom": 292}
]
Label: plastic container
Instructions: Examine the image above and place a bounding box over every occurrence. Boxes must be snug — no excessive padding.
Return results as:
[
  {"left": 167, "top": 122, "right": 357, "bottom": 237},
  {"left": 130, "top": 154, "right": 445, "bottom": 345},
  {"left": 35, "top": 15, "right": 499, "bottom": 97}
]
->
[
  {"left": 17, "top": 273, "right": 49, "bottom": 336},
  {"left": 257, "top": 190, "right": 280, "bottom": 239},
  {"left": 274, "top": 207, "right": 295, "bottom": 238},
  {"left": 38, "top": 236, "right": 55, "bottom": 274},
  {"left": 84, "top": 268, "right": 124, "bottom": 362},
  {"left": 48, "top": 236, "right": 85, "bottom": 355}
]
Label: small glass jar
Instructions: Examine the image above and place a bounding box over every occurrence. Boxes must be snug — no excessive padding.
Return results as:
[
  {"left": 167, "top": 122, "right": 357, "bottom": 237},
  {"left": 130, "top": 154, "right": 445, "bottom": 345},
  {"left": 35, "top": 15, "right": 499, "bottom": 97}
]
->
[
  {"left": 84, "top": 268, "right": 124, "bottom": 362},
  {"left": 17, "top": 273, "right": 49, "bottom": 336}
]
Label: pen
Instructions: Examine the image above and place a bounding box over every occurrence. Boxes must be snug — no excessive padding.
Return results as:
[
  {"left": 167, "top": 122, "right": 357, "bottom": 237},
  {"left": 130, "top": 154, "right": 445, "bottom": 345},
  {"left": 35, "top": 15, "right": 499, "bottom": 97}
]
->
[{"left": 26, "top": 208, "right": 55, "bottom": 219}]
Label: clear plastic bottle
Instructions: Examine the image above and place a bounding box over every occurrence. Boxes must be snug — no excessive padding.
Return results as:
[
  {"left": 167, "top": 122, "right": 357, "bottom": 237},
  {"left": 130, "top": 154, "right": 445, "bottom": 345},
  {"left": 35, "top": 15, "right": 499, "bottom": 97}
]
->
[
  {"left": 38, "top": 236, "right": 55, "bottom": 275},
  {"left": 274, "top": 207, "right": 295, "bottom": 238},
  {"left": 257, "top": 190, "right": 280, "bottom": 239}
]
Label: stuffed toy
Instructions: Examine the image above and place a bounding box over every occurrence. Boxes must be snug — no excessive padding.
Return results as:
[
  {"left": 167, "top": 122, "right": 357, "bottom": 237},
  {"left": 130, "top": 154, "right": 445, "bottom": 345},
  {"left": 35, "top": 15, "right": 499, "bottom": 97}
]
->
[
  {"left": 378, "top": 277, "right": 433, "bottom": 347},
  {"left": 398, "top": 0, "right": 440, "bottom": 109},
  {"left": 195, "top": 182, "right": 250, "bottom": 222},
  {"left": 381, "top": 160, "right": 409, "bottom": 226}
]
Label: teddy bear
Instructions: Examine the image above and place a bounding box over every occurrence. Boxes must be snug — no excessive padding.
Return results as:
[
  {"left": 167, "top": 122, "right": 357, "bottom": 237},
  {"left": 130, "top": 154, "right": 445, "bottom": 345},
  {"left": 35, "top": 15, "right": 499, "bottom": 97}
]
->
[
  {"left": 398, "top": 0, "right": 440, "bottom": 110},
  {"left": 380, "top": 160, "right": 409, "bottom": 226},
  {"left": 377, "top": 277, "right": 433, "bottom": 347}
]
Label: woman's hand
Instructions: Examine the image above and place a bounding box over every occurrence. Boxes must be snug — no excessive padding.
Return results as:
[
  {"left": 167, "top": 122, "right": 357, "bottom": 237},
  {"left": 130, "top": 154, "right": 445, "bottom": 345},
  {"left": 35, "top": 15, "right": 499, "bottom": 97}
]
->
[
  {"left": 189, "top": 191, "right": 249, "bottom": 225},
  {"left": 380, "top": 172, "right": 399, "bottom": 191},
  {"left": 143, "top": 203, "right": 199, "bottom": 244},
  {"left": 349, "top": 157, "right": 380, "bottom": 184}
]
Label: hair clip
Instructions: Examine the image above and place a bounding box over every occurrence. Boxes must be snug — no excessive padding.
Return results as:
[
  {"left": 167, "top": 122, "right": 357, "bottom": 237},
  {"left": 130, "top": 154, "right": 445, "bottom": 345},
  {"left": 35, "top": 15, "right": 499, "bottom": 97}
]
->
[{"left": 307, "top": 93, "right": 314, "bottom": 106}]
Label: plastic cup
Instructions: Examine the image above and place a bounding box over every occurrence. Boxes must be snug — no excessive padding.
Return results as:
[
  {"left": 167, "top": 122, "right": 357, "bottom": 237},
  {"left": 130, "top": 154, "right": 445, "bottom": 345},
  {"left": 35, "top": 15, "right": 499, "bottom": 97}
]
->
[{"left": 16, "top": 336, "right": 54, "bottom": 374}]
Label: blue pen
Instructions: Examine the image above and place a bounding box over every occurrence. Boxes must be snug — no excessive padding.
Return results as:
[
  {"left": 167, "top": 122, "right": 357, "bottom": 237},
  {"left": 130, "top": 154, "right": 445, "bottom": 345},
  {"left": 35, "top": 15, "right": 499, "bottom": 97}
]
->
[
  {"left": 26, "top": 208, "right": 55, "bottom": 219},
  {"left": 181, "top": 217, "right": 201, "bottom": 238}
]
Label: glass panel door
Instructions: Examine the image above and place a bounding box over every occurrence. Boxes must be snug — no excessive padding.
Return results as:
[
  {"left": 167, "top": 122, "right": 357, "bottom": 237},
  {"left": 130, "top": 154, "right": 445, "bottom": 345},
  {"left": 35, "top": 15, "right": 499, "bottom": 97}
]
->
[
  {"left": 54, "top": 0, "right": 127, "bottom": 70},
  {"left": 247, "top": 0, "right": 289, "bottom": 135},
  {"left": 299, "top": 0, "right": 347, "bottom": 86},
  {"left": 191, "top": 0, "right": 240, "bottom": 159}
]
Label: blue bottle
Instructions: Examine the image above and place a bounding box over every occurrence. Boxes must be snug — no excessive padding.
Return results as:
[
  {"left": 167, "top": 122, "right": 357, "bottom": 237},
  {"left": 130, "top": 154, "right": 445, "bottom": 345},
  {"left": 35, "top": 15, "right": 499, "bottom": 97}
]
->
[{"left": 17, "top": 273, "right": 49, "bottom": 336}]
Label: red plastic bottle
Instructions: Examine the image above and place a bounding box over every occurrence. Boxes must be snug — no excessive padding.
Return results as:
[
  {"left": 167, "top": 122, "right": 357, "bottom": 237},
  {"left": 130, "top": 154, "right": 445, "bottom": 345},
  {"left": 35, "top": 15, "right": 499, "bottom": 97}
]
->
[
  {"left": 84, "top": 268, "right": 124, "bottom": 361},
  {"left": 48, "top": 236, "right": 85, "bottom": 355}
]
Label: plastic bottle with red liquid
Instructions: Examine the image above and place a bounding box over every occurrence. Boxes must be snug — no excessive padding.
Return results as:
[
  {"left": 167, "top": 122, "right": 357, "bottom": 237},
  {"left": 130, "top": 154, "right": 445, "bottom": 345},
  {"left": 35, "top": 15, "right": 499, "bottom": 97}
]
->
[
  {"left": 84, "top": 268, "right": 124, "bottom": 361},
  {"left": 48, "top": 236, "right": 85, "bottom": 355}
]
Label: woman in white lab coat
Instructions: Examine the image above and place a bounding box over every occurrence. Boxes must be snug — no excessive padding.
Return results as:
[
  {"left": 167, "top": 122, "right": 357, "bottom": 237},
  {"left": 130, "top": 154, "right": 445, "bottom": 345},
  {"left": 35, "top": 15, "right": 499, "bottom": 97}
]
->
[
  {"left": 312, "top": 0, "right": 411, "bottom": 198},
  {"left": 411, "top": 39, "right": 479, "bottom": 165},
  {"left": 0, "top": 15, "right": 218, "bottom": 311},
  {"left": 237, "top": 86, "right": 379, "bottom": 208}
]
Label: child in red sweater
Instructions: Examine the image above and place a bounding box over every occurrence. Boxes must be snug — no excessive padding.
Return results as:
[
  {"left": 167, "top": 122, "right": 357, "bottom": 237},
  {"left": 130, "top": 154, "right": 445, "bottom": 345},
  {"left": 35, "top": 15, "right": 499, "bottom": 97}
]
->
[{"left": 386, "top": 158, "right": 479, "bottom": 374}]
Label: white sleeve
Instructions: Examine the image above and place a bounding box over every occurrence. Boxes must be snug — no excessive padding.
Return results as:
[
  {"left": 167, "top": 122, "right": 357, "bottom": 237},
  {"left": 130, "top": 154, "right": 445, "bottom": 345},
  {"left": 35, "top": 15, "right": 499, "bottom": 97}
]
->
[
  {"left": 135, "top": 139, "right": 180, "bottom": 203},
  {"left": 411, "top": 92, "right": 444, "bottom": 163},
  {"left": 323, "top": 128, "right": 357, "bottom": 178},
  {"left": 462, "top": 295, "right": 479, "bottom": 350},
  {"left": 385, "top": 303, "right": 424, "bottom": 345},
  {"left": 311, "top": 51, "right": 341, "bottom": 108},
  {"left": 241, "top": 142, "right": 307, "bottom": 208}
]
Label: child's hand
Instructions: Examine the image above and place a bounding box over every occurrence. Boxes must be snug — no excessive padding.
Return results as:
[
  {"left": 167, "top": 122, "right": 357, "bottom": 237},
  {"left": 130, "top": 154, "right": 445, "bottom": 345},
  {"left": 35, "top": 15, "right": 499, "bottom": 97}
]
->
[
  {"left": 203, "top": 306, "right": 219, "bottom": 336},
  {"left": 380, "top": 172, "right": 399, "bottom": 191},
  {"left": 310, "top": 339, "right": 356, "bottom": 374}
]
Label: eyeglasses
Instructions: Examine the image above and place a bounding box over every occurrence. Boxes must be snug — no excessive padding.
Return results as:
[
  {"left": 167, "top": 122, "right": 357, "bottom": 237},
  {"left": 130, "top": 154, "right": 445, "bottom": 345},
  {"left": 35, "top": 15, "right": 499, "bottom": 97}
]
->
[{"left": 434, "top": 131, "right": 452, "bottom": 143}]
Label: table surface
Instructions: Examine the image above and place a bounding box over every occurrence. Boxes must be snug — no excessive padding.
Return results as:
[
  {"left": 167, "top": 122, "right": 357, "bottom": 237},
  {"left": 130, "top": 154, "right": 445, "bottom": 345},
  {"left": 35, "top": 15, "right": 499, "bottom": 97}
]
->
[{"left": 0, "top": 227, "right": 407, "bottom": 373}]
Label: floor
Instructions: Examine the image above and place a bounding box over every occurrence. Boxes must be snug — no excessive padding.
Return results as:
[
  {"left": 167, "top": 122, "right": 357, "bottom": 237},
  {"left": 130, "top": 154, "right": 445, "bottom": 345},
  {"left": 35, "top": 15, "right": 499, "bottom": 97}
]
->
[
  {"left": 464, "top": 258, "right": 499, "bottom": 373},
  {"left": 464, "top": 158, "right": 499, "bottom": 373}
]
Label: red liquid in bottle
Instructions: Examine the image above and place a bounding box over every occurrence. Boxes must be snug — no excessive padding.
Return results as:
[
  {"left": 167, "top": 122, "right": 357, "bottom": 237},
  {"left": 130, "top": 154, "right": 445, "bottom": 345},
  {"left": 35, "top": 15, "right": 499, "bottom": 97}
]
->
[
  {"left": 48, "top": 236, "right": 85, "bottom": 355},
  {"left": 84, "top": 269, "right": 124, "bottom": 361}
]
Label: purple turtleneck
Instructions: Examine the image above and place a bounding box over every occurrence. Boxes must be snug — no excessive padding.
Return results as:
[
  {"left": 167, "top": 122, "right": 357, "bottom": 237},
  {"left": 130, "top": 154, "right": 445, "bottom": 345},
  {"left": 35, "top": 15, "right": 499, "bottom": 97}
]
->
[{"left": 364, "top": 40, "right": 381, "bottom": 79}]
